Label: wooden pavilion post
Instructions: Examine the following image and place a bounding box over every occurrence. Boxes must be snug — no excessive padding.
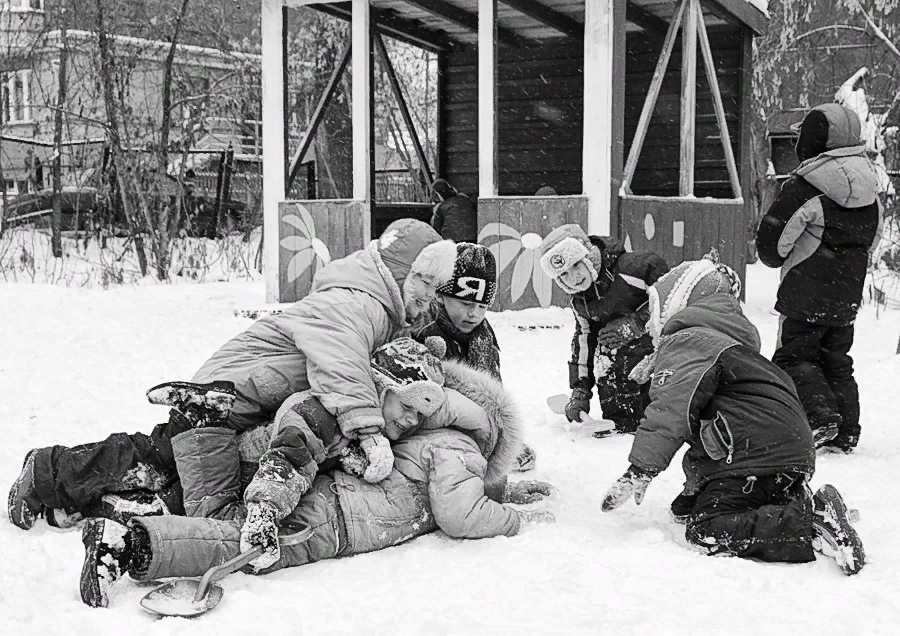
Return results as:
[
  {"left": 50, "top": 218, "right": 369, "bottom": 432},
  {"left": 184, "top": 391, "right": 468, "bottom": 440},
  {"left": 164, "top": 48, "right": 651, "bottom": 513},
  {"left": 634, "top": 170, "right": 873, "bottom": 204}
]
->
[
  {"left": 679, "top": 0, "right": 698, "bottom": 196},
  {"left": 352, "top": 0, "right": 374, "bottom": 225},
  {"left": 582, "top": 0, "right": 616, "bottom": 236},
  {"left": 478, "top": 0, "right": 498, "bottom": 198},
  {"left": 261, "top": 0, "right": 286, "bottom": 302}
]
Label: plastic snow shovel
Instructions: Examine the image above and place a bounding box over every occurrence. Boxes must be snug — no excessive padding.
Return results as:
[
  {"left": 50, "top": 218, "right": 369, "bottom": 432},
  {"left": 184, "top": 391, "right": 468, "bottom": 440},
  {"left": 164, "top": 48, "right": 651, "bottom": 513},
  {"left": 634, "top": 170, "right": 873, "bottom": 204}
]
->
[
  {"left": 546, "top": 394, "right": 615, "bottom": 437},
  {"left": 140, "top": 544, "right": 264, "bottom": 618}
]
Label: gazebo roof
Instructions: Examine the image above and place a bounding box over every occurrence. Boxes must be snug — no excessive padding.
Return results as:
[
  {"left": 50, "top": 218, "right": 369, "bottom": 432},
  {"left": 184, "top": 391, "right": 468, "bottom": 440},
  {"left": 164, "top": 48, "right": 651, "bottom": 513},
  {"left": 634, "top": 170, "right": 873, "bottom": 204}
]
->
[{"left": 307, "top": 0, "right": 767, "bottom": 51}]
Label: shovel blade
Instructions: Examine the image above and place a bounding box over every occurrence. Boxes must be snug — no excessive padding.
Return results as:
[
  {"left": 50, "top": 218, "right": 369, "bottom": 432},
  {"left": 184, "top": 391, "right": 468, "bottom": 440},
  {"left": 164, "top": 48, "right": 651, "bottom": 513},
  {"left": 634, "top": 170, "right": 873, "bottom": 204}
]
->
[{"left": 140, "top": 579, "right": 224, "bottom": 618}]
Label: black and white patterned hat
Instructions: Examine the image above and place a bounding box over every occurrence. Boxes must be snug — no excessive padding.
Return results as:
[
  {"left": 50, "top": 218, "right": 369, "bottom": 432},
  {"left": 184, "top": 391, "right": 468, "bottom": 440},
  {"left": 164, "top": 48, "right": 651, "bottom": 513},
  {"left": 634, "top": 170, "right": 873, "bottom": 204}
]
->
[
  {"left": 436, "top": 242, "right": 497, "bottom": 305},
  {"left": 371, "top": 337, "right": 446, "bottom": 416}
]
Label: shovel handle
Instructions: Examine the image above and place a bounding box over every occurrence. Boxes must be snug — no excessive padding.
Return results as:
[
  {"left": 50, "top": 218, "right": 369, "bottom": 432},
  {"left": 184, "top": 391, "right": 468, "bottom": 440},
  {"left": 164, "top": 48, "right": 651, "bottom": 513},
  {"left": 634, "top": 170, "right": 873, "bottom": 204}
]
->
[{"left": 194, "top": 545, "right": 264, "bottom": 602}]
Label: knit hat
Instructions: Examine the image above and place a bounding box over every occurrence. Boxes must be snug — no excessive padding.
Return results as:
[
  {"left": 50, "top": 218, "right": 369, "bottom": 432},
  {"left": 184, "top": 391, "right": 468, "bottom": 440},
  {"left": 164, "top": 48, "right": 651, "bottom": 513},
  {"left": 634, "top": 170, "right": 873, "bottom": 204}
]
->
[
  {"left": 376, "top": 218, "right": 456, "bottom": 289},
  {"left": 539, "top": 224, "right": 604, "bottom": 294},
  {"left": 647, "top": 250, "right": 742, "bottom": 345},
  {"left": 436, "top": 242, "right": 497, "bottom": 305},
  {"left": 431, "top": 178, "right": 457, "bottom": 201},
  {"left": 371, "top": 337, "right": 447, "bottom": 417},
  {"left": 792, "top": 103, "right": 863, "bottom": 161}
]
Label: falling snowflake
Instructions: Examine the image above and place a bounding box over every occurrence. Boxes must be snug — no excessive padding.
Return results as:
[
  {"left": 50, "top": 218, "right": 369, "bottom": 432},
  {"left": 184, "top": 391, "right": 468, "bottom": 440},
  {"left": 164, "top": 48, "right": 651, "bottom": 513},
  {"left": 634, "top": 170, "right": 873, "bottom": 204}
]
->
[
  {"left": 478, "top": 223, "right": 553, "bottom": 307},
  {"left": 280, "top": 203, "right": 331, "bottom": 284}
]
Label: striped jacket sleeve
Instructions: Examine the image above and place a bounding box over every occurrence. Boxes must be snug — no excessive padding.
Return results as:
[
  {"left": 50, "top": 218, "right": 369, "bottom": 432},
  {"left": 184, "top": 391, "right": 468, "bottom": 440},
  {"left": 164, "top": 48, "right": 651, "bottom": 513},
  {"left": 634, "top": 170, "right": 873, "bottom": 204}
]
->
[{"left": 569, "top": 308, "right": 599, "bottom": 392}]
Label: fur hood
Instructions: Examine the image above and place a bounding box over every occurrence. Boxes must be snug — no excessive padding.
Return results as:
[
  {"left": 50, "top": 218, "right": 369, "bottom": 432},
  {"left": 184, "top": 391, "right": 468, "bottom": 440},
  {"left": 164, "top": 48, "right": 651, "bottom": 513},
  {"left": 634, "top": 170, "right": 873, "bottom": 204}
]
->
[{"left": 429, "top": 359, "right": 525, "bottom": 491}]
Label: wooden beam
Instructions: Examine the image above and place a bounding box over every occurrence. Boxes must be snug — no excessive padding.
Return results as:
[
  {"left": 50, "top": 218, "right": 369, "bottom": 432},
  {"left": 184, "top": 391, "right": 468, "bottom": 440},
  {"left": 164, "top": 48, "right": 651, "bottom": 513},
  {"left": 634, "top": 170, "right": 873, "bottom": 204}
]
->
[
  {"left": 582, "top": 0, "right": 615, "bottom": 236},
  {"left": 352, "top": 0, "right": 373, "bottom": 214},
  {"left": 621, "top": 0, "right": 687, "bottom": 194},
  {"left": 625, "top": 0, "right": 670, "bottom": 35},
  {"left": 696, "top": 4, "right": 741, "bottom": 197},
  {"left": 610, "top": 0, "right": 627, "bottom": 235},
  {"left": 500, "top": 0, "right": 583, "bottom": 38},
  {"left": 404, "top": 0, "right": 530, "bottom": 48},
  {"left": 680, "top": 0, "right": 698, "bottom": 196},
  {"left": 315, "top": 2, "right": 452, "bottom": 52},
  {"left": 478, "top": 0, "right": 498, "bottom": 198},
  {"left": 701, "top": 0, "right": 768, "bottom": 36},
  {"left": 286, "top": 42, "right": 352, "bottom": 194},
  {"left": 261, "top": 0, "right": 285, "bottom": 302},
  {"left": 375, "top": 32, "right": 434, "bottom": 185}
]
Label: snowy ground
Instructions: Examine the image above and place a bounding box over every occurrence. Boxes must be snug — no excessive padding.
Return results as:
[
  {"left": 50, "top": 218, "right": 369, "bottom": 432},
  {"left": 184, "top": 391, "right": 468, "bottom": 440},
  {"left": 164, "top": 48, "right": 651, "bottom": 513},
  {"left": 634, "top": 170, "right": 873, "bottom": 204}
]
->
[{"left": 2, "top": 262, "right": 899, "bottom": 634}]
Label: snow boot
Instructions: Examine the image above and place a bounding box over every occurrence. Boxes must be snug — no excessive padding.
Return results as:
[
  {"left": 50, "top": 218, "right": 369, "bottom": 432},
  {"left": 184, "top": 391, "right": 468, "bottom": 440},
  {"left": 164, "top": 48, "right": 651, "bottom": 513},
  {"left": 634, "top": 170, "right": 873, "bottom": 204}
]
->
[
  {"left": 89, "top": 491, "right": 172, "bottom": 526},
  {"left": 811, "top": 484, "right": 865, "bottom": 576},
  {"left": 670, "top": 491, "right": 699, "bottom": 523},
  {"left": 811, "top": 423, "right": 840, "bottom": 449},
  {"left": 146, "top": 380, "right": 237, "bottom": 428},
  {"left": 80, "top": 518, "right": 132, "bottom": 608},
  {"left": 46, "top": 508, "right": 85, "bottom": 529},
  {"left": 7, "top": 449, "right": 44, "bottom": 530},
  {"left": 822, "top": 433, "right": 858, "bottom": 455},
  {"left": 513, "top": 445, "right": 537, "bottom": 472}
]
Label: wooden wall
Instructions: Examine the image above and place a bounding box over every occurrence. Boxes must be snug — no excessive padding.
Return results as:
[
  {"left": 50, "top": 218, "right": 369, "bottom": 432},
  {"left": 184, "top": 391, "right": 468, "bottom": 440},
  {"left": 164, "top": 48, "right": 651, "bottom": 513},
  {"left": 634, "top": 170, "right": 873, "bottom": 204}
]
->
[
  {"left": 440, "top": 42, "right": 584, "bottom": 198},
  {"left": 278, "top": 200, "right": 367, "bottom": 302},
  {"left": 624, "top": 26, "right": 744, "bottom": 198},
  {"left": 478, "top": 196, "right": 588, "bottom": 310}
]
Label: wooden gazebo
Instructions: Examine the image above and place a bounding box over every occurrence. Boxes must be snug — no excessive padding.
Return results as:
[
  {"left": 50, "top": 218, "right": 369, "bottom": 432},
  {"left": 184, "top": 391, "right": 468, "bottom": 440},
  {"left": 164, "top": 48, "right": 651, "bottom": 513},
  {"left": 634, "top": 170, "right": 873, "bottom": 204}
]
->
[{"left": 261, "top": 0, "right": 767, "bottom": 307}]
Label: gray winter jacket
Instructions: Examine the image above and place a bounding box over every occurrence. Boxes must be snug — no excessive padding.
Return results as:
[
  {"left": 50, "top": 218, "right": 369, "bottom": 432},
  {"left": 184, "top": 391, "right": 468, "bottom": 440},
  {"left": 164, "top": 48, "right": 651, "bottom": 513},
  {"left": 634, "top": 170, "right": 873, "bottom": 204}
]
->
[{"left": 192, "top": 242, "right": 409, "bottom": 435}]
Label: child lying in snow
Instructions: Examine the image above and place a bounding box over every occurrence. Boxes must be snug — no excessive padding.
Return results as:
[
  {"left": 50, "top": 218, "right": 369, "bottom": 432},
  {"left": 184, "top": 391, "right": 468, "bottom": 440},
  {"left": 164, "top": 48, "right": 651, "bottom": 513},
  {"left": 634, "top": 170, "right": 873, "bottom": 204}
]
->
[
  {"left": 79, "top": 338, "right": 555, "bottom": 607},
  {"left": 600, "top": 253, "right": 865, "bottom": 576}
]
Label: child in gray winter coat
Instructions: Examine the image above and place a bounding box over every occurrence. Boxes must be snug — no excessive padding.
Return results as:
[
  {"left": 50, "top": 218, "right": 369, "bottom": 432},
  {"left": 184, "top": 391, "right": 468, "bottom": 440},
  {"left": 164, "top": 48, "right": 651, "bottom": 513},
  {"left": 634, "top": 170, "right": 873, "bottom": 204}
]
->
[
  {"left": 79, "top": 338, "right": 554, "bottom": 608},
  {"left": 601, "top": 254, "right": 865, "bottom": 576}
]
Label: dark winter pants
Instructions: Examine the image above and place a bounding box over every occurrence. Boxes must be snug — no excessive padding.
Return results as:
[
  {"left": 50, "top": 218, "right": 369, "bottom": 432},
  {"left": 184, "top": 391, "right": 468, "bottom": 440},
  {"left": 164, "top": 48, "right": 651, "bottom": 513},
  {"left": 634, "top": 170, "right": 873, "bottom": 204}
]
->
[
  {"left": 772, "top": 316, "right": 859, "bottom": 442},
  {"left": 596, "top": 335, "right": 653, "bottom": 431},
  {"left": 685, "top": 473, "right": 815, "bottom": 563},
  {"left": 30, "top": 410, "right": 192, "bottom": 512}
]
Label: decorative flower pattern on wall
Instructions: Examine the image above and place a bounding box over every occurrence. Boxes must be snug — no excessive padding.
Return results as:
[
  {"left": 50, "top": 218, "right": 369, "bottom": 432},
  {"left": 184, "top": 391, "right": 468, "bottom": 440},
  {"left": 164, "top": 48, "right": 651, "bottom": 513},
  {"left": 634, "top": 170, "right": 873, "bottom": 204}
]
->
[
  {"left": 479, "top": 223, "right": 554, "bottom": 307},
  {"left": 280, "top": 203, "right": 331, "bottom": 283}
]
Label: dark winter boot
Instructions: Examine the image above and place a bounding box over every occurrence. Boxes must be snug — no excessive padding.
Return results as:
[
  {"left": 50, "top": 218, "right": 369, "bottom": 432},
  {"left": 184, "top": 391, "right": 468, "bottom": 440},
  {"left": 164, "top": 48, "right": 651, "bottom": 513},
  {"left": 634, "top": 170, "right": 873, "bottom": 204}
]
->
[
  {"left": 146, "top": 380, "right": 237, "bottom": 428},
  {"left": 80, "top": 518, "right": 152, "bottom": 608},
  {"left": 88, "top": 491, "right": 172, "bottom": 526},
  {"left": 7, "top": 449, "right": 44, "bottom": 530},
  {"left": 513, "top": 445, "right": 537, "bottom": 472},
  {"left": 670, "top": 491, "right": 699, "bottom": 523},
  {"left": 46, "top": 508, "right": 85, "bottom": 529},
  {"left": 811, "top": 422, "right": 840, "bottom": 449},
  {"left": 822, "top": 433, "right": 859, "bottom": 455},
  {"left": 811, "top": 484, "right": 865, "bottom": 576}
]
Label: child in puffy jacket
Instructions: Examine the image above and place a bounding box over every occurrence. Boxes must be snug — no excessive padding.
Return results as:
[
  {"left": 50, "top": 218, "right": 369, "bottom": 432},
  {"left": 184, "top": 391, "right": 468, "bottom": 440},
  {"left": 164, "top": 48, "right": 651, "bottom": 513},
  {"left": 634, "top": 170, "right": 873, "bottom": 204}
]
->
[
  {"left": 78, "top": 338, "right": 554, "bottom": 608},
  {"left": 601, "top": 254, "right": 865, "bottom": 576},
  {"left": 539, "top": 224, "right": 669, "bottom": 434},
  {"left": 756, "top": 103, "right": 883, "bottom": 453}
]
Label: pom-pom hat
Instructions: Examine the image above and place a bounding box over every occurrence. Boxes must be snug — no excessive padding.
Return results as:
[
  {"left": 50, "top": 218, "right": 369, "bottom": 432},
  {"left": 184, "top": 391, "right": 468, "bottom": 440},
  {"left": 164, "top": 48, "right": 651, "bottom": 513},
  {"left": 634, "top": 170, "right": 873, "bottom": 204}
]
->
[
  {"left": 371, "top": 337, "right": 446, "bottom": 417},
  {"left": 436, "top": 242, "right": 497, "bottom": 305}
]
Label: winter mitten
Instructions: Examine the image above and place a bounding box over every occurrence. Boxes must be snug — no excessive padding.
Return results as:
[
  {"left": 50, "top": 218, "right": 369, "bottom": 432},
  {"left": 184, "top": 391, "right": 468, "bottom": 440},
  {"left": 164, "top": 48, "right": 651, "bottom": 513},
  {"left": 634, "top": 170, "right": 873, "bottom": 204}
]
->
[
  {"left": 518, "top": 509, "right": 556, "bottom": 526},
  {"left": 565, "top": 388, "right": 592, "bottom": 423},
  {"left": 597, "top": 314, "right": 645, "bottom": 350},
  {"left": 504, "top": 480, "right": 554, "bottom": 505},
  {"left": 601, "top": 465, "right": 657, "bottom": 512},
  {"left": 359, "top": 433, "right": 394, "bottom": 483},
  {"left": 339, "top": 443, "right": 369, "bottom": 478},
  {"left": 240, "top": 501, "right": 281, "bottom": 571}
]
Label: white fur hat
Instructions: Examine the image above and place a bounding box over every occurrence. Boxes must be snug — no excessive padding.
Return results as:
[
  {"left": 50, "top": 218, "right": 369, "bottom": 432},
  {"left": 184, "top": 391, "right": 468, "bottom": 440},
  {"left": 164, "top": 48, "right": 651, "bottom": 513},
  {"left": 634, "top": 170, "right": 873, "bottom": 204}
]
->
[{"left": 539, "top": 224, "right": 602, "bottom": 293}]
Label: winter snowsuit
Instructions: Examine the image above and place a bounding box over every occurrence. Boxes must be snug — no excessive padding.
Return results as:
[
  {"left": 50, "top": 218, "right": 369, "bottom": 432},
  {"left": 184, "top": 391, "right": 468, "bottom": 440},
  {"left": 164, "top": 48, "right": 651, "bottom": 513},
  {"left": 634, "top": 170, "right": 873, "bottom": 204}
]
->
[
  {"left": 629, "top": 293, "right": 817, "bottom": 563},
  {"left": 26, "top": 232, "right": 433, "bottom": 514},
  {"left": 415, "top": 306, "right": 502, "bottom": 381},
  {"left": 756, "top": 104, "right": 883, "bottom": 444},
  {"left": 568, "top": 238, "right": 668, "bottom": 428},
  {"left": 431, "top": 194, "right": 478, "bottom": 243},
  {"left": 128, "top": 361, "right": 526, "bottom": 580}
]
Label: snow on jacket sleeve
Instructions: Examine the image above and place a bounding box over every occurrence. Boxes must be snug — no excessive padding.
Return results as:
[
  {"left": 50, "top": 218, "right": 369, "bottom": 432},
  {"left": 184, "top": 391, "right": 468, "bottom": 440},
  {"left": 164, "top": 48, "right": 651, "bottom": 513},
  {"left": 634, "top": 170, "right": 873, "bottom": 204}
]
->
[
  {"left": 628, "top": 332, "right": 723, "bottom": 474},
  {"left": 286, "top": 290, "right": 392, "bottom": 438},
  {"left": 756, "top": 176, "right": 821, "bottom": 268},
  {"left": 569, "top": 309, "right": 599, "bottom": 392},
  {"left": 424, "top": 434, "right": 521, "bottom": 539}
]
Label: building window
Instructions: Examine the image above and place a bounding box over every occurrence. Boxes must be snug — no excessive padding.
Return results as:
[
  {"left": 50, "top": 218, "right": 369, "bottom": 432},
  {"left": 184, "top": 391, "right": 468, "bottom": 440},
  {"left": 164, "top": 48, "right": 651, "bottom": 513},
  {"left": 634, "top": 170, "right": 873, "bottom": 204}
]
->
[
  {"left": 1, "top": 70, "right": 32, "bottom": 123},
  {"left": 1, "top": 1, "right": 45, "bottom": 12}
]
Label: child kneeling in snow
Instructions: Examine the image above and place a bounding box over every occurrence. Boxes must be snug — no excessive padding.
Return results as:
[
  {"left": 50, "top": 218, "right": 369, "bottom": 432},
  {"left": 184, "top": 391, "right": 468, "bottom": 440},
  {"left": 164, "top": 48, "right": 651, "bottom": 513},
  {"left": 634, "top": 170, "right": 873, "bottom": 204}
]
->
[
  {"left": 539, "top": 224, "right": 668, "bottom": 434},
  {"left": 600, "top": 253, "right": 865, "bottom": 576},
  {"left": 414, "top": 241, "right": 536, "bottom": 471},
  {"left": 79, "top": 338, "right": 554, "bottom": 607}
]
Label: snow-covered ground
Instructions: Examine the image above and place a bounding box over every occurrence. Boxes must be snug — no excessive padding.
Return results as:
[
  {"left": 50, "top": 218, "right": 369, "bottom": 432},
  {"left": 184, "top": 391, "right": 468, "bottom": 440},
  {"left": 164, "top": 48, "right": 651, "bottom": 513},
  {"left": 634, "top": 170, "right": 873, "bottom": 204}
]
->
[{"left": 2, "top": 262, "right": 899, "bottom": 634}]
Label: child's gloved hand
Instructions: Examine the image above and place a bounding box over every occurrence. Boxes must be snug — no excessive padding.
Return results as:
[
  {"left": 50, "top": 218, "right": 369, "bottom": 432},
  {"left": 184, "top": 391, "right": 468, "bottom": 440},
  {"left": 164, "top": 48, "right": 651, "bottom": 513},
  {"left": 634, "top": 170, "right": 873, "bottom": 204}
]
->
[
  {"left": 597, "top": 314, "right": 645, "bottom": 349},
  {"left": 504, "top": 480, "right": 554, "bottom": 504},
  {"left": 565, "top": 388, "right": 592, "bottom": 423},
  {"left": 359, "top": 433, "right": 394, "bottom": 482},
  {"left": 240, "top": 501, "right": 280, "bottom": 570},
  {"left": 518, "top": 509, "right": 556, "bottom": 526},
  {"left": 601, "top": 465, "right": 657, "bottom": 511}
]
